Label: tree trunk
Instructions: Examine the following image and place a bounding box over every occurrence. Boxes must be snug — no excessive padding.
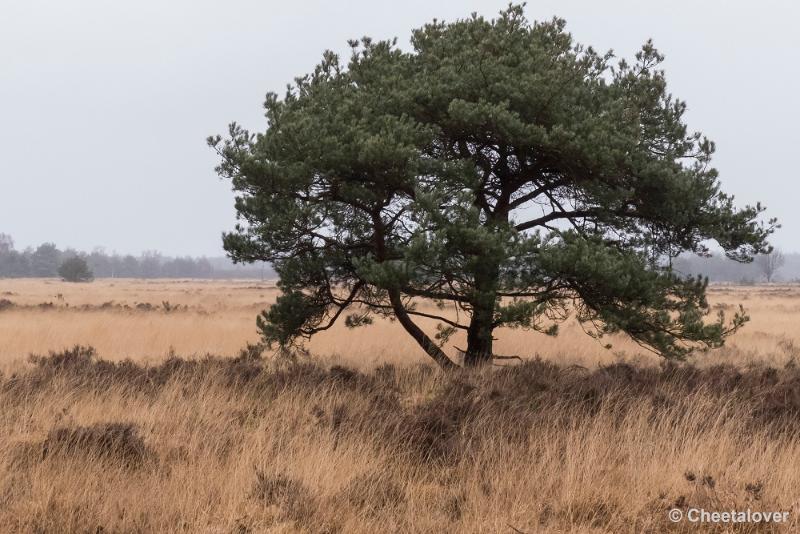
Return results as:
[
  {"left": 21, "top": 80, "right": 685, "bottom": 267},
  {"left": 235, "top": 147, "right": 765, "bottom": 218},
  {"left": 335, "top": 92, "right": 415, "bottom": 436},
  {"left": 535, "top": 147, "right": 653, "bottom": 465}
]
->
[
  {"left": 464, "top": 302, "right": 494, "bottom": 366},
  {"left": 463, "top": 259, "right": 499, "bottom": 367}
]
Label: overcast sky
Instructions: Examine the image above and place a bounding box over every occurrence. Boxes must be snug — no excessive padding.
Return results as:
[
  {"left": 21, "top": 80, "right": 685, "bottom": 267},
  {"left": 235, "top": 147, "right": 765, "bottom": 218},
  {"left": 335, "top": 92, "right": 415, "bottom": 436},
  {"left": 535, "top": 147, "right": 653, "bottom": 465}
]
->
[{"left": 1, "top": 0, "right": 798, "bottom": 256}]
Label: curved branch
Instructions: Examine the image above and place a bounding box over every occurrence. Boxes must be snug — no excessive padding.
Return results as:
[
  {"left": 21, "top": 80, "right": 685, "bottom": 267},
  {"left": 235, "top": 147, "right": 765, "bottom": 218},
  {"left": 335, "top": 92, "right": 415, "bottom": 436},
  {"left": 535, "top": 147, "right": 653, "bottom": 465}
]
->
[{"left": 388, "top": 288, "right": 458, "bottom": 369}]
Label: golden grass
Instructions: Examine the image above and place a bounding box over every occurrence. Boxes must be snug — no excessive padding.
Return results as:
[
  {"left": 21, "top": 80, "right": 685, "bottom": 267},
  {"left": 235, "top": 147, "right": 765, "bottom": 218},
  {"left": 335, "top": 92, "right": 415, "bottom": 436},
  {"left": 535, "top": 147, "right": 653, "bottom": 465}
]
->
[
  {"left": 2, "top": 278, "right": 800, "bottom": 371},
  {"left": 2, "top": 279, "right": 800, "bottom": 532},
  {"left": 2, "top": 349, "right": 800, "bottom": 533}
]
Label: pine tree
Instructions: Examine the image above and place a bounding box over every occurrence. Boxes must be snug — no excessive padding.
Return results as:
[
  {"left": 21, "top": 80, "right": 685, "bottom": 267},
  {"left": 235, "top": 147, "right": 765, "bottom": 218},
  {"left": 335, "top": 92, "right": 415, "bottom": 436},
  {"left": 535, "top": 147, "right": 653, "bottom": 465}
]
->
[{"left": 211, "top": 5, "right": 776, "bottom": 368}]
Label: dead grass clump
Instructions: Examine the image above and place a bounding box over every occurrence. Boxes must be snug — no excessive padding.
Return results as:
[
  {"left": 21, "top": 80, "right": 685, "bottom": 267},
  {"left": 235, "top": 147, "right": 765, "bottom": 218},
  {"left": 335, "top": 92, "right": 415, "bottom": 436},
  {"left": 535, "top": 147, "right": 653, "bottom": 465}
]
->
[
  {"left": 250, "top": 362, "right": 397, "bottom": 409},
  {"left": 250, "top": 470, "right": 316, "bottom": 523},
  {"left": 440, "top": 490, "right": 468, "bottom": 521},
  {"left": 20, "top": 499, "right": 108, "bottom": 534},
  {"left": 0, "top": 298, "right": 15, "bottom": 311},
  {"left": 6, "top": 440, "right": 42, "bottom": 471},
  {"left": 564, "top": 500, "right": 619, "bottom": 529},
  {"left": 759, "top": 375, "right": 800, "bottom": 422},
  {"left": 340, "top": 472, "right": 405, "bottom": 515},
  {"left": 401, "top": 378, "right": 478, "bottom": 464},
  {"left": 41, "top": 422, "right": 152, "bottom": 468}
]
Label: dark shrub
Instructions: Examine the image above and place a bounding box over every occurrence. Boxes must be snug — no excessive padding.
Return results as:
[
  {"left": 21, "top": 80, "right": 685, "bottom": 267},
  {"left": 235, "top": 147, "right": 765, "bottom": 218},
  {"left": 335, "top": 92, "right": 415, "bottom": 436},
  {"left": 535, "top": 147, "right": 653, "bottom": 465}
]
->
[
  {"left": 58, "top": 256, "right": 94, "bottom": 282},
  {"left": 29, "top": 345, "right": 97, "bottom": 370},
  {"left": 41, "top": 422, "right": 151, "bottom": 468}
]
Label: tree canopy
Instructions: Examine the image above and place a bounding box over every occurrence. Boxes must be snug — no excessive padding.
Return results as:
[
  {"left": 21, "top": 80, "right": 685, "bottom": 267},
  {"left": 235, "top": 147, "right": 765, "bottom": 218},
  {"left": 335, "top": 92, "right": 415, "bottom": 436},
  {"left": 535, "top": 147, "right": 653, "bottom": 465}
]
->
[{"left": 211, "top": 5, "right": 775, "bottom": 368}]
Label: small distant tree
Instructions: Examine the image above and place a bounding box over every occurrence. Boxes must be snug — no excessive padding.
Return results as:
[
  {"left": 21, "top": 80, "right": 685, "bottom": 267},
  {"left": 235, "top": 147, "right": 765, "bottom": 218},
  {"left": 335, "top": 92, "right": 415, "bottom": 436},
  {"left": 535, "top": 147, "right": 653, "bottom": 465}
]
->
[
  {"left": 58, "top": 256, "right": 94, "bottom": 283},
  {"left": 756, "top": 249, "right": 785, "bottom": 283}
]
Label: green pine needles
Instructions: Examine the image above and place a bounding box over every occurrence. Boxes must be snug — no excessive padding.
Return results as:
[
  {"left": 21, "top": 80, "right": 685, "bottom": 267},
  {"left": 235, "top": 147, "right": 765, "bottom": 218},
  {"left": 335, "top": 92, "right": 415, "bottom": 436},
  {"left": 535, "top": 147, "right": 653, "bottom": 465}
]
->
[{"left": 210, "top": 5, "right": 776, "bottom": 368}]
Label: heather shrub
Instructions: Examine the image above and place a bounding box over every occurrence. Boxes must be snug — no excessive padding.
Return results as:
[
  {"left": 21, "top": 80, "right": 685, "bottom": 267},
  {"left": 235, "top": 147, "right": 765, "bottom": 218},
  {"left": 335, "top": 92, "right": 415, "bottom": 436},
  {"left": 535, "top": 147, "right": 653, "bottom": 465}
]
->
[{"left": 41, "top": 422, "right": 151, "bottom": 468}]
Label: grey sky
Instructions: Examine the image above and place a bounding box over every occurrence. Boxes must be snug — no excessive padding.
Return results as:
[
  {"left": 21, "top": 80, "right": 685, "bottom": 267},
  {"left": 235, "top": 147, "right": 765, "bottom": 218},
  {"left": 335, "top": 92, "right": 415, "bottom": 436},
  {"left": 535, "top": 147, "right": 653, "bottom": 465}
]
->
[{"left": 1, "top": 0, "right": 798, "bottom": 256}]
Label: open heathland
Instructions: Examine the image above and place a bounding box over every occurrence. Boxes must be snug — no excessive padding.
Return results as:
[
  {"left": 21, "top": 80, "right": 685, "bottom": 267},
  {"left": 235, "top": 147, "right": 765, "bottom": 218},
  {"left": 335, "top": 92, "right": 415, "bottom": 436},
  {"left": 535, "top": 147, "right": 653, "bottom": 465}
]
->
[{"left": 2, "top": 280, "right": 800, "bottom": 532}]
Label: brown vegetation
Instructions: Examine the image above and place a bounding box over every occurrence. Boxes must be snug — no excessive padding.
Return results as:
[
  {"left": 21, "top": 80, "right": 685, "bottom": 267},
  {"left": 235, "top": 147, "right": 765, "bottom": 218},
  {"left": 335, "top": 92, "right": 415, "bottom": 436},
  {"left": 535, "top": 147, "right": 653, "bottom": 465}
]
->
[
  {"left": 2, "top": 280, "right": 800, "bottom": 532},
  {"left": 1, "top": 345, "right": 800, "bottom": 532}
]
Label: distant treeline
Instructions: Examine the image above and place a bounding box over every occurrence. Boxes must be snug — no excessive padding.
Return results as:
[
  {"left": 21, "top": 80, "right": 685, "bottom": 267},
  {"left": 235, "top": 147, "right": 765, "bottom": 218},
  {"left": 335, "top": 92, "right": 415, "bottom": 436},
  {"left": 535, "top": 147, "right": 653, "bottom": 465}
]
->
[
  {"left": 2, "top": 233, "right": 795, "bottom": 283},
  {"left": 674, "top": 251, "right": 798, "bottom": 283},
  {"left": 0, "top": 234, "right": 273, "bottom": 279}
]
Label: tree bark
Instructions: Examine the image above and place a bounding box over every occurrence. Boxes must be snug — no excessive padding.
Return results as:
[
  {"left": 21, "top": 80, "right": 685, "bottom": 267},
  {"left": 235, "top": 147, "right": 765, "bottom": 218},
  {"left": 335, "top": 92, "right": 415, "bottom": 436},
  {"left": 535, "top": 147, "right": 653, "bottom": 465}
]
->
[
  {"left": 465, "top": 303, "right": 494, "bottom": 366},
  {"left": 463, "top": 260, "right": 499, "bottom": 367}
]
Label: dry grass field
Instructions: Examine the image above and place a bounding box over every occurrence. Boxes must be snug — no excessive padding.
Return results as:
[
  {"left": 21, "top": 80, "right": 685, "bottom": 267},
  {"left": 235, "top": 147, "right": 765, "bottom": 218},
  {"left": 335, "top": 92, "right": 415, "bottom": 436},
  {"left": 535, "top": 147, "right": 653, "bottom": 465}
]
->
[
  {"left": 2, "top": 279, "right": 800, "bottom": 370},
  {"left": 2, "top": 279, "right": 800, "bottom": 532}
]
